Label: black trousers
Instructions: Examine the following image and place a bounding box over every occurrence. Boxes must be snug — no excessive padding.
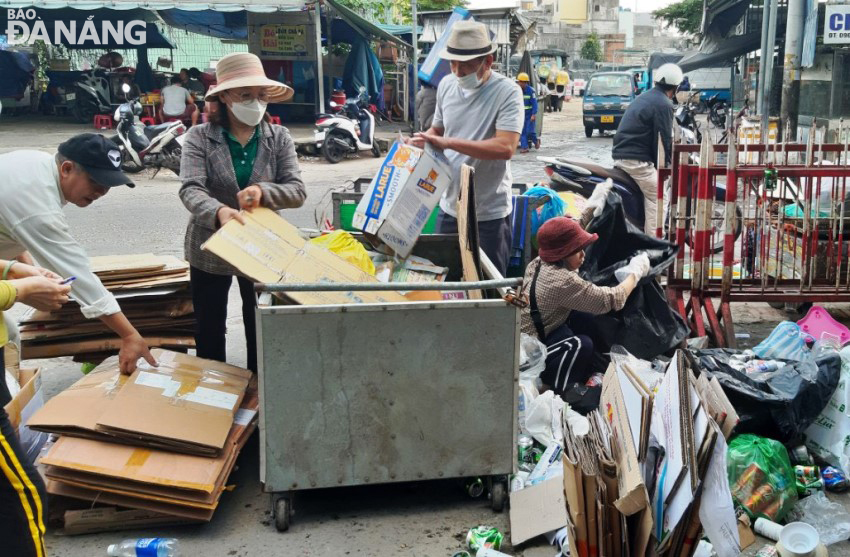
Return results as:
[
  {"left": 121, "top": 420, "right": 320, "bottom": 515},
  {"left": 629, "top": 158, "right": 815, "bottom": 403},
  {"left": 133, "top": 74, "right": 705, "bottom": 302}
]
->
[
  {"left": 435, "top": 211, "right": 512, "bottom": 275},
  {"left": 540, "top": 311, "right": 608, "bottom": 396},
  {"left": 190, "top": 266, "right": 258, "bottom": 373},
  {"left": 0, "top": 348, "right": 47, "bottom": 557}
]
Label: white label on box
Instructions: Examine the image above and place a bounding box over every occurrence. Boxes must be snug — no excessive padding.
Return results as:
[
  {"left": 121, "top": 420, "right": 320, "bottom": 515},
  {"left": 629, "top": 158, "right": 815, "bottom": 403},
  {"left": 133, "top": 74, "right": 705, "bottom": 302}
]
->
[
  {"left": 234, "top": 408, "right": 258, "bottom": 425},
  {"left": 135, "top": 371, "right": 172, "bottom": 390},
  {"left": 161, "top": 380, "right": 181, "bottom": 398},
  {"left": 184, "top": 386, "right": 238, "bottom": 410}
]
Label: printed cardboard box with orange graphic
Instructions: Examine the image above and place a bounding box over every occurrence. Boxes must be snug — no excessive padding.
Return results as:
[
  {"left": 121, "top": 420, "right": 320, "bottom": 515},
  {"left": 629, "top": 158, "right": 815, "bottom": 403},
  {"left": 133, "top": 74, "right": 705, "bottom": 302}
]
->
[{"left": 352, "top": 140, "right": 452, "bottom": 258}]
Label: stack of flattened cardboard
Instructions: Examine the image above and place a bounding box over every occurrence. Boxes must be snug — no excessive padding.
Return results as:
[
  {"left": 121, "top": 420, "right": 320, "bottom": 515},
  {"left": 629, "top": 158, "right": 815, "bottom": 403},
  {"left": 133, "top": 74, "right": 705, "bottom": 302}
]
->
[
  {"left": 557, "top": 349, "right": 742, "bottom": 557},
  {"left": 29, "top": 349, "right": 252, "bottom": 455},
  {"left": 30, "top": 350, "right": 257, "bottom": 525},
  {"left": 19, "top": 254, "right": 195, "bottom": 361}
]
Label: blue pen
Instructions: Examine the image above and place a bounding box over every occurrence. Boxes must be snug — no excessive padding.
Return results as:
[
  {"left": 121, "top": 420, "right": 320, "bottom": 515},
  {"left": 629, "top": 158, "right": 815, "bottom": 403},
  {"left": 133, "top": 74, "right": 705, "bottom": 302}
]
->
[{"left": 60, "top": 276, "right": 76, "bottom": 285}]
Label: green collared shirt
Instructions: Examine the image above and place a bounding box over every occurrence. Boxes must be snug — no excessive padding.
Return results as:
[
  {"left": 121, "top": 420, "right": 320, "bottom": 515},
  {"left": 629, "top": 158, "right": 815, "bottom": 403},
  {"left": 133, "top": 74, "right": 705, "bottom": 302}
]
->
[{"left": 223, "top": 127, "right": 259, "bottom": 190}]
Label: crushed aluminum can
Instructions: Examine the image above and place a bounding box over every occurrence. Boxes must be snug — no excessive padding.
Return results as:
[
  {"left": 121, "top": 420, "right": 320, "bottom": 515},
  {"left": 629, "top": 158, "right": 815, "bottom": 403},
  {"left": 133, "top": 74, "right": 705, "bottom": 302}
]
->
[
  {"left": 517, "top": 435, "right": 534, "bottom": 466},
  {"left": 466, "top": 526, "right": 503, "bottom": 551},
  {"left": 823, "top": 466, "right": 850, "bottom": 492}
]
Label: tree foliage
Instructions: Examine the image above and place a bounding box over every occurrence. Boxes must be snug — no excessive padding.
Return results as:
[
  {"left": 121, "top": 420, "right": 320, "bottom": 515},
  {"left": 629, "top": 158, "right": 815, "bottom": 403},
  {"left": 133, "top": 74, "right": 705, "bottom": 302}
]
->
[
  {"left": 336, "top": 0, "right": 463, "bottom": 24},
  {"left": 580, "top": 33, "right": 603, "bottom": 63},
  {"left": 652, "top": 0, "right": 702, "bottom": 37}
]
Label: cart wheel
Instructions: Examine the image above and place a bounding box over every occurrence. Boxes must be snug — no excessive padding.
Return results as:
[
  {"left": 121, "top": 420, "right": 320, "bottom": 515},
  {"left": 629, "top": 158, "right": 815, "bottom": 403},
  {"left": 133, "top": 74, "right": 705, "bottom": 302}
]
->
[
  {"left": 491, "top": 481, "right": 507, "bottom": 513},
  {"left": 274, "top": 497, "right": 292, "bottom": 532}
]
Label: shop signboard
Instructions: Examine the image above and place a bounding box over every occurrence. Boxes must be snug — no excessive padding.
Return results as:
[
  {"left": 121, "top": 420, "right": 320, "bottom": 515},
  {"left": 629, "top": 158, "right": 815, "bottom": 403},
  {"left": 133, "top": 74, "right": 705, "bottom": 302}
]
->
[
  {"left": 825, "top": 4, "right": 850, "bottom": 44},
  {"left": 260, "top": 24, "right": 308, "bottom": 57}
]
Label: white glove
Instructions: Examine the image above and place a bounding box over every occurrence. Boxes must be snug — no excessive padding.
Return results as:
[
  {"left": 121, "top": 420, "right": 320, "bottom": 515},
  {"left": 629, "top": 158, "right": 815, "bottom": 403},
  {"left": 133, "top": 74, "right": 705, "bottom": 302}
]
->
[
  {"left": 614, "top": 252, "right": 651, "bottom": 283},
  {"left": 586, "top": 178, "right": 614, "bottom": 217}
]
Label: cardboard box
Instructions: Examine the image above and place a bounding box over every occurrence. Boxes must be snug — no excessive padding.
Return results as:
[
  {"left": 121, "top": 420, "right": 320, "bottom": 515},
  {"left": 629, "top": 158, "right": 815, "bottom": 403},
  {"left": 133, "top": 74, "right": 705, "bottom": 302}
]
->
[
  {"left": 29, "top": 349, "right": 252, "bottom": 455},
  {"left": 352, "top": 141, "right": 452, "bottom": 258},
  {"left": 202, "top": 208, "right": 407, "bottom": 306},
  {"left": 417, "top": 7, "right": 472, "bottom": 87},
  {"left": 600, "top": 366, "right": 649, "bottom": 516},
  {"left": 509, "top": 476, "right": 568, "bottom": 545},
  {"left": 42, "top": 388, "right": 258, "bottom": 504},
  {"left": 3, "top": 366, "right": 46, "bottom": 464},
  {"left": 61, "top": 507, "right": 200, "bottom": 536}
]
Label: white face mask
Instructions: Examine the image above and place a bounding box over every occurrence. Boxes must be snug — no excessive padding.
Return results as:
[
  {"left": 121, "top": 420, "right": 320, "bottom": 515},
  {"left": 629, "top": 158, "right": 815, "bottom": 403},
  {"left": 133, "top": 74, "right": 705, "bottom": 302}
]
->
[
  {"left": 456, "top": 62, "right": 486, "bottom": 90},
  {"left": 229, "top": 98, "right": 268, "bottom": 126}
]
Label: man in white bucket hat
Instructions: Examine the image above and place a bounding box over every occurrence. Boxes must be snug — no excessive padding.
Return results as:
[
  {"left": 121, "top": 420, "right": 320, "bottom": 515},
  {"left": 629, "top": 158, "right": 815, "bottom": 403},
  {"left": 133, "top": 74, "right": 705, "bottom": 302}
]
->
[{"left": 410, "top": 21, "right": 524, "bottom": 274}]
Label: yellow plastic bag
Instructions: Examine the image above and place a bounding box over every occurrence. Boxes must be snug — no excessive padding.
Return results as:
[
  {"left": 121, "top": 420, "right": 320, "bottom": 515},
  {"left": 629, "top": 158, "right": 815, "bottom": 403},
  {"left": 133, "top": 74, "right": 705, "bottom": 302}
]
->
[{"left": 309, "top": 230, "right": 376, "bottom": 275}]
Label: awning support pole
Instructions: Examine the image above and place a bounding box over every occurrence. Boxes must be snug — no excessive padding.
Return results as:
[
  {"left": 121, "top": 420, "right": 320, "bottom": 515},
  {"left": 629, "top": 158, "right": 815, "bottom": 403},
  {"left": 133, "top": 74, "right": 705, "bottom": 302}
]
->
[{"left": 314, "top": 0, "right": 325, "bottom": 112}]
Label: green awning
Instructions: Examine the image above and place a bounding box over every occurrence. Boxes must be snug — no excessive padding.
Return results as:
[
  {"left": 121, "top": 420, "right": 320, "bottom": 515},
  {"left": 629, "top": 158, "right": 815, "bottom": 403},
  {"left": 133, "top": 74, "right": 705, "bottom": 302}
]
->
[{"left": 326, "top": 0, "right": 411, "bottom": 49}]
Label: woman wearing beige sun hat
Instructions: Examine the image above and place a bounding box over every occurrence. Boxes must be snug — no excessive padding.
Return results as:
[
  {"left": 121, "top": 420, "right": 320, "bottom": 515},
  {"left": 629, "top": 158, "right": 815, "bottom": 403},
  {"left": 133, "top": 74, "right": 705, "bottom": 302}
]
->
[{"left": 179, "top": 51, "right": 305, "bottom": 373}]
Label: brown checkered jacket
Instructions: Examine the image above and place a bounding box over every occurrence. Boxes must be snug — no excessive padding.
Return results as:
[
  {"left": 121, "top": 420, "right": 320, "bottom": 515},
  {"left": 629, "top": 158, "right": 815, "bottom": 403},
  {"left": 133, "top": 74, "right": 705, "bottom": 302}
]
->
[
  {"left": 519, "top": 207, "right": 629, "bottom": 339},
  {"left": 179, "top": 121, "right": 306, "bottom": 276}
]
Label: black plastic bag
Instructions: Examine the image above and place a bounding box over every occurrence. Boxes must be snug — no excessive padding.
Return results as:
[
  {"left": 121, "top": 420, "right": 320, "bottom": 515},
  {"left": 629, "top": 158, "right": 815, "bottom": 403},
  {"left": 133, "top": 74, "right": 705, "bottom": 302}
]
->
[
  {"left": 691, "top": 349, "right": 841, "bottom": 443},
  {"left": 578, "top": 193, "right": 689, "bottom": 359}
]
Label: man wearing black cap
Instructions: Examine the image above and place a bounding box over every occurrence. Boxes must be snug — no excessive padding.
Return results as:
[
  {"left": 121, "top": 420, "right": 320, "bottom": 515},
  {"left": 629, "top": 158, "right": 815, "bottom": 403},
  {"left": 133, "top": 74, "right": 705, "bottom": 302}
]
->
[{"left": 0, "top": 133, "right": 157, "bottom": 374}]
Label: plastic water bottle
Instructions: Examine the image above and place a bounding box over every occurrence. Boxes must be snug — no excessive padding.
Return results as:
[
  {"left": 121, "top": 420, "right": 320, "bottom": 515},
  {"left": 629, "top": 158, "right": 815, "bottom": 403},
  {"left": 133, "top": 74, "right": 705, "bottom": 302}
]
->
[{"left": 107, "top": 538, "right": 180, "bottom": 557}]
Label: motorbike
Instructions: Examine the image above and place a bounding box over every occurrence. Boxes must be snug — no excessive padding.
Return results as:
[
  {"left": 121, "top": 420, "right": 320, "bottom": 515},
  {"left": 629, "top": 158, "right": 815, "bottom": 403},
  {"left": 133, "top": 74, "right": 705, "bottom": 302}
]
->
[
  {"left": 674, "top": 92, "right": 702, "bottom": 144},
  {"left": 110, "top": 83, "right": 185, "bottom": 176},
  {"left": 706, "top": 94, "right": 729, "bottom": 132},
  {"left": 314, "top": 87, "right": 382, "bottom": 164},
  {"left": 71, "top": 69, "right": 114, "bottom": 124},
  {"left": 538, "top": 103, "right": 743, "bottom": 253}
]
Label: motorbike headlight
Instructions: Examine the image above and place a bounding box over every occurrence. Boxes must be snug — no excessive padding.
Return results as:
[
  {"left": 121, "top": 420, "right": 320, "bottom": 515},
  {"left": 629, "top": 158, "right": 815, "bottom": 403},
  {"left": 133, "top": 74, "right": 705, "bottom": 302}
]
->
[
  {"left": 620, "top": 102, "right": 630, "bottom": 110},
  {"left": 583, "top": 103, "right": 594, "bottom": 111}
]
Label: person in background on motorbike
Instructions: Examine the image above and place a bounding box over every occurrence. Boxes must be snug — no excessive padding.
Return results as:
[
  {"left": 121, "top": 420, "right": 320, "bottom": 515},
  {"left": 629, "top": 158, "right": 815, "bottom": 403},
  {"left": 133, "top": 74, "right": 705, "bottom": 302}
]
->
[
  {"left": 0, "top": 133, "right": 157, "bottom": 375},
  {"left": 520, "top": 181, "right": 650, "bottom": 397},
  {"left": 516, "top": 73, "right": 539, "bottom": 153},
  {"left": 612, "top": 63, "right": 681, "bottom": 235},
  {"left": 409, "top": 21, "right": 524, "bottom": 274},
  {"left": 179, "top": 52, "right": 306, "bottom": 373},
  {"left": 678, "top": 75, "right": 691, "bottom": 92},
  {"left": 160, "top": 75, "right": 199, "bottom": 127}
]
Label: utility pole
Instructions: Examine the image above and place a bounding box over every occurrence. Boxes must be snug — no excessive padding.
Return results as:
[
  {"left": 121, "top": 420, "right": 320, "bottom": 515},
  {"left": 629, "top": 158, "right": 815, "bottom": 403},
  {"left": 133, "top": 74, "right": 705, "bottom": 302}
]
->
[
  {"left": 314, "top": 0, "right": 325, "bottom": 112},
  {"left": 780, "top": 0, "right": 805, "bottom": 141},
  {"left": 412, "top": 0, "right": 419, "bottom": 132},
  {"left": 760, "top": 0, "right": 779, "bottom": 141},
  {"left": 756, "top": 0, "right": 770, "bottom": 117}
]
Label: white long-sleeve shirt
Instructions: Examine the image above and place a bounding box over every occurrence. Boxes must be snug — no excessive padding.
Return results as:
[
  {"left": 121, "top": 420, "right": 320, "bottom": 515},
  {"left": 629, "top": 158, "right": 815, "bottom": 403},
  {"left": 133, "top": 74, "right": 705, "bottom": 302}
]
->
[{"left": 0, "top": 150, "right": 120, "bottom": 318}]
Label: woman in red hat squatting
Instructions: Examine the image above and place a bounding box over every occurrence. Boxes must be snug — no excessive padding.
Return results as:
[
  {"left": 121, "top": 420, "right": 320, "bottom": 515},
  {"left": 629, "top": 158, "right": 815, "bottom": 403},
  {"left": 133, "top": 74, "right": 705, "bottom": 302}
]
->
[{"left": 520, "top": 181, "right": 650, "bottom": 398}]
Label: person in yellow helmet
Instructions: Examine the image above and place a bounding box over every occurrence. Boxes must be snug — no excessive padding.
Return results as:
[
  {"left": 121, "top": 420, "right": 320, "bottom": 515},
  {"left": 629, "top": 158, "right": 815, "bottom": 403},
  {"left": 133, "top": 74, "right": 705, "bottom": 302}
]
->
[{"left": 516, "top": 72, "right": 539, "bottom": 153}]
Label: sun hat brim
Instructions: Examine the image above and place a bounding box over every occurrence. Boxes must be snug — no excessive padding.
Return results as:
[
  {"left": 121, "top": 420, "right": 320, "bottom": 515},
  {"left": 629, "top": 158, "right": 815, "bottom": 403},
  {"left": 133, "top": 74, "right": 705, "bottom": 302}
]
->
[
  {"left": 205, "top": 76, "right": 294, "bottom": 103},
  {"left": 439, "top": 43, "right": 497, "bottom": 62}
]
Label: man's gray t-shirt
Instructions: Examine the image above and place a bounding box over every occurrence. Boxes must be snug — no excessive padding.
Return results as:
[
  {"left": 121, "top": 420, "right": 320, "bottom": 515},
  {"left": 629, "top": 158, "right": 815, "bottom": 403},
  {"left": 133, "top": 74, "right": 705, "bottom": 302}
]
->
[{"left": 432, "top": 71, "right": 524, "bottom": 221}]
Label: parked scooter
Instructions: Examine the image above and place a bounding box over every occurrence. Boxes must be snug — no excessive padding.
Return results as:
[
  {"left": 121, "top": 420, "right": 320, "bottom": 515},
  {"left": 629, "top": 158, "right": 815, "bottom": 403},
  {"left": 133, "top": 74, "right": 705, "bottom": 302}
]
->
[
  {"left": 110, "top": 83, "right": 186, "bottom": 176},
  {"left": 314, "top": 87, "right": 382, "bottom": 164},
  {"left": 71, "top": 69, "right": 114, "bottom": 124}
]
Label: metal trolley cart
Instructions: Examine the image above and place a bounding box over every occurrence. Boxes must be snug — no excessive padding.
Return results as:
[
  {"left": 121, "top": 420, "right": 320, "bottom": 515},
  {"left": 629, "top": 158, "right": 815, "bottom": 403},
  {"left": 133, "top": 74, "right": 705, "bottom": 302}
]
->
[{"left": 254, "top": 273, "right": 521, "bottom": 531}]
